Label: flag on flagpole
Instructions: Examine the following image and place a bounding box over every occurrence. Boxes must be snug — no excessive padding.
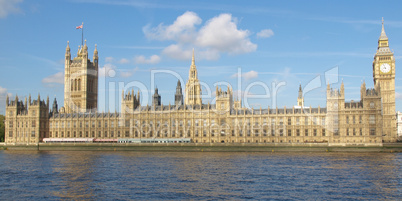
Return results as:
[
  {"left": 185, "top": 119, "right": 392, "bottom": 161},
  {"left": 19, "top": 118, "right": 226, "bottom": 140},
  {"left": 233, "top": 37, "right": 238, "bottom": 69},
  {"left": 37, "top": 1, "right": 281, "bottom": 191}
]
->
[{"left": 76, "top": 24, "right": 83, "bottom": 29}]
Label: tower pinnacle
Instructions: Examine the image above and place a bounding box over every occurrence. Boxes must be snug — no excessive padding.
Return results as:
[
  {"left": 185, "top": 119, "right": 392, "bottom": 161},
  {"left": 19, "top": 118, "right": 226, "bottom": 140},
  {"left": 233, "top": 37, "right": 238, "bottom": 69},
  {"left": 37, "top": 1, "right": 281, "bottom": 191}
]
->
[
  {"left": 191, "top": 48, "right": 195, "bottom": 67},
  {"left": 380, "top": 17, "right": 388, "bottom": 40}
]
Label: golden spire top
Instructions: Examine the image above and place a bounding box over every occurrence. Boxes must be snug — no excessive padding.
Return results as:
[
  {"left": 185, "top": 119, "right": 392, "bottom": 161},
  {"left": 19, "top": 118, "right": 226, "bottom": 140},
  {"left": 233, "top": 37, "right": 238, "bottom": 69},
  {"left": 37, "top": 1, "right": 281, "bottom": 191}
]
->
[
  {"left": 191, "top": 48, "right": 195, "bottom": 66},
  {"left": 380, "top": 17, "right": 388, "bottom": 40}
]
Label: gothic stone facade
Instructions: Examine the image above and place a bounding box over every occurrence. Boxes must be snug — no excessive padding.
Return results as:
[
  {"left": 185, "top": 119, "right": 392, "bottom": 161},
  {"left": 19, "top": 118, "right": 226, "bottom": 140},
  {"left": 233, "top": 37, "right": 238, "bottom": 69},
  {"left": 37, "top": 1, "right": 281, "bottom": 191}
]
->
[{"left": 4, "top": 20, "right": 397, "bottom": 145}]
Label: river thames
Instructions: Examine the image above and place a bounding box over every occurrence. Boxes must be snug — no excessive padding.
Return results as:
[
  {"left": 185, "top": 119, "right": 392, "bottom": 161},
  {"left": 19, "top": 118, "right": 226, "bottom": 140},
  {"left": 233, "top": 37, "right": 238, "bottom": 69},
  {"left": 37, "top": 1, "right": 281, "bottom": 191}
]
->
[{"left": 0, "top": 151, "right": 401, "bottom": 200}]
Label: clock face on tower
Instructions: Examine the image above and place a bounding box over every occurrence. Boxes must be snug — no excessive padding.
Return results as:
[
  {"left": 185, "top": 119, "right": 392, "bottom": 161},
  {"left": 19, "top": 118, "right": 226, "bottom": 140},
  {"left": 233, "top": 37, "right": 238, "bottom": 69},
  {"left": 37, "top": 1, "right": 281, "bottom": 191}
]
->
[{"left": 380, "top": 63, "right": 391, "bottom": 73}]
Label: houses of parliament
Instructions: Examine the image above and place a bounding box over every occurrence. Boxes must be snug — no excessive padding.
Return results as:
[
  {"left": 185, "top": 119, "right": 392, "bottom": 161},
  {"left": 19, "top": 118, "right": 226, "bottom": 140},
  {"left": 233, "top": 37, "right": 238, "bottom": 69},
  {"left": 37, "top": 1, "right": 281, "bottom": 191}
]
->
[{"left": 4, "top": 20, "right": 397, "bottom": 146}]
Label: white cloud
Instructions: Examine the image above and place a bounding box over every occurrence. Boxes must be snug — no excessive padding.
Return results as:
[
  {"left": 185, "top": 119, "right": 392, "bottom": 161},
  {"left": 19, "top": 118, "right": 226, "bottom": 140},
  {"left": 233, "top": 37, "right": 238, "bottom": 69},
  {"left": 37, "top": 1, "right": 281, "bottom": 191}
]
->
[
  {"left": 99, "top": 63, "right": 117, "bottom": 77},
  {"left": 231, "top": 70, "right": 258, "bottom": 80},
  {"left": 119, "top": 58, "right": 130, "bottom": 64},
  {"left": 120, "top": 67, "right": 139, "bottom": 78},
  {"left": 0, "top": 86, "right": 7, "bottom": 94},
  {"left": 143, "top": 11, "right": 201, "bottom": 42},
  {"left": 105, "top": 57, "right": 114, "bottom": 63},
  {"left": 195, "top": 13, "right": 257, "bottom": 54},
  {"left": 0, "top": 0, "right": 23, "bottom": 18},
  {"left": 0, "top": 86, "right": 10, "bottom": 114},
  {"left": 257, "top": 29, "right": 274, "bottom": 38},
  {"left": 396, "top": 92, "right": 402, "bottom": 100},
  {"left": 144, "top": 11, "right": 257, "bottom": 61},
  {"left": 42, "top": 72, "right": 64, "bottom": 84},
  {"left": 162, "top": 44, "right": 192, "bottom": 61},
  {"left": 134, "top": 55, "right": 161, "bottom": 64}
]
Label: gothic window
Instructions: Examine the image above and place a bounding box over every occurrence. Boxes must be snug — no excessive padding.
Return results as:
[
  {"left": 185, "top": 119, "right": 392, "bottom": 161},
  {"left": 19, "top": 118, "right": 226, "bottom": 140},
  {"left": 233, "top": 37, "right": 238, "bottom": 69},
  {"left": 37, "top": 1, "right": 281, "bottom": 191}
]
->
[
  {"left": 370, "top": 102, "right": 375, "bottom": 108},
  {"left": 369, "top": 115, "right": 375, "bottom": 124},
  {"left": 370, "top": 128, "right": 376, "bottom": 136},
  {"left": 74, "top": 79, "right": 77, "bottom": 91},
  {"left": 71, "top": 79, "right": 74, "bottom": 91}
]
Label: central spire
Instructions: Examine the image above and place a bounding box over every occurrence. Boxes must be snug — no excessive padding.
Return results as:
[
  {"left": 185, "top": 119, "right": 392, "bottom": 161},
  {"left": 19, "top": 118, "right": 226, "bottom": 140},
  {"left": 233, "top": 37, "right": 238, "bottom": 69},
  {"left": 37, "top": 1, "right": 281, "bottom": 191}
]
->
[{"left": 191, "top": 48, "right": 195, "bottom": 67}]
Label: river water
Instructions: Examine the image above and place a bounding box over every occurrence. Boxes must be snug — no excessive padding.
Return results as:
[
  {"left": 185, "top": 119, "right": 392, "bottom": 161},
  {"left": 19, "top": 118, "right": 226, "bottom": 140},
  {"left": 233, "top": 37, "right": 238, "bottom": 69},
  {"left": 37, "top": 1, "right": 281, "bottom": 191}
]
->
[{"left": 0, "top": 151, "right": 401, "bottom": 200}]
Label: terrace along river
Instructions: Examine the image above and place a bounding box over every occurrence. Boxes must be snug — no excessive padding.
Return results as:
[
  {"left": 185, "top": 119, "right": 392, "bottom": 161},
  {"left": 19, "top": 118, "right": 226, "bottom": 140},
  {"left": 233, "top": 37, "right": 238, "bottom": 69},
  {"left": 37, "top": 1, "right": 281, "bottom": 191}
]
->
[{"left": 0, "top": 151, "right": 401, "bottom": 200}]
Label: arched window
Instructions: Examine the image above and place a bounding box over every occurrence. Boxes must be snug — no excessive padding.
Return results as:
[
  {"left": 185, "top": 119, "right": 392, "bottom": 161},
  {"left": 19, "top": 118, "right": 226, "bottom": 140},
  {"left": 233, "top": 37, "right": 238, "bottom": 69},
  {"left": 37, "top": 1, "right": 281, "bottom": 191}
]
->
[
  {"left": 71, "top": 79, "right": 74, "bottom": 91},
  {"left": 74, "top": 79, "right": 77, "bottom": 91},
  {"left": 78, "top": 79, "right": 81, "bottom": 91}
]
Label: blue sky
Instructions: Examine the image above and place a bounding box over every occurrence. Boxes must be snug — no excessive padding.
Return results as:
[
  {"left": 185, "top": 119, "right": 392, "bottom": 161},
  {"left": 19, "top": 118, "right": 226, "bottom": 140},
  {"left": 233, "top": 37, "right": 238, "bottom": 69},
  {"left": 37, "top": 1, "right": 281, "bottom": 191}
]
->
[{"left": 0, "top": 0, "right": 401, "bottom": 114}]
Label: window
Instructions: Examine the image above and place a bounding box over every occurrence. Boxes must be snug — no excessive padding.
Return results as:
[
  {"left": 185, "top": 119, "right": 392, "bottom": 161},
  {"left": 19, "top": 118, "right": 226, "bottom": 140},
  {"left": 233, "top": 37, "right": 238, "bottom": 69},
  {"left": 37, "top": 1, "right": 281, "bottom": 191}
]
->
[
  {"left": 360, "top": 129, "right": 363, "bottom": 136},
  {"left": 334, "top": 129, "right": 339, "bottom": 136},
  {"left": 86, "top": 132, "right": 89, "bottom": 137},
  {"left": 296, "top": 129, "right": 300, "bottom": 136},
  {"left": 346, "top": 116, "right": 349, "bottom": 124},
  {"left": 313, "top": 129, "right": 317, "bottom": 136},
  {"left": 305, "top": 117, "right": 308, "bottom": 125},
  {"left": 98, "top": 131, "right": 101, "bottom": 137},
  {"left": 125, "top": 120, "right": 130, "bottom": 127},
  {"left": 369, "top": 115, "right": 375, "bottom": 124},
  {"left": 86, "top": 121, "right": 89, "bottom": 128},
  {"left": 9, "top": 131, "right": 13, "bottom": 137},
  {"left": 321, "top": 118, "right": 325, "bottom": 126},
  {"left": 305, "top": 129, "right": 308, "bottom": 136},
  {"left": 322, "top": 129, "right": 325, "bottom": 136},
  {"left": 80, "top": 122, "right": 82, "bottom": 128},
  {"left": 353, "top": 129, "right": 356, "bottom": 136},
  {"left": 98, "top": 121, "right": 101, "bottom": 127},
  {"left": 125, "top": 131, "right": 129, "bottom": 137},
  {"left": 359, "top": 116, "right": 362, "bottom": 124},
  {"left": 92, "top": 121, "right": 95, "bottom": 128},
  {"left": 105, "top": 121, "right": 108, "bottom": 128},
  {"left": 79, "top": 131, "right": 82, "bottom": 137},
  {"left": 347, "top": 129, "right": 349, "bottom": 136},
  {"left": 288, "top": 118, "right": 291, "bottom": 126},
  {"left": 370, "top": 128, "right": 376, "bottom": 136},
  {"left": 287, "top": 129, "right": 291, "bottom": 136},
  {"left": 353, "top": 116, "right": 356, "bottom": 124},
  {"left": 111, "top": 121, "right": 114, "bottom": 128},
  {"left": 370, "top": 102, "right": 375, "bottom": 108}
]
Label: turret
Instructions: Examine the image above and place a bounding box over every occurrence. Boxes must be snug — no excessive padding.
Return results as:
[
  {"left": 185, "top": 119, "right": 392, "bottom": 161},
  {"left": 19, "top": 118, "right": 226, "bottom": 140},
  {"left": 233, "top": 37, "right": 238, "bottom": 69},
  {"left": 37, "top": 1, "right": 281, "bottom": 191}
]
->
[
  {"left": 297, "top": 84, "right": 304, "bottom": 107},
  {"left": 340, "top": 80, "right": 345, "bottom": 97},
  {"left": 46, "top": 95, "right": 49, "bottom": 107},
  {"left": 93, "top": 44, "right": 98, "bottom": 64},
  {"left": 153, "top": 87, "right": 161, "bottom": 107},
  {"left": 175, "top": 80, "right": 183, "bottom": 106},
  {"left": 52, "top": 98, "right": 58, "bottom": 114}
]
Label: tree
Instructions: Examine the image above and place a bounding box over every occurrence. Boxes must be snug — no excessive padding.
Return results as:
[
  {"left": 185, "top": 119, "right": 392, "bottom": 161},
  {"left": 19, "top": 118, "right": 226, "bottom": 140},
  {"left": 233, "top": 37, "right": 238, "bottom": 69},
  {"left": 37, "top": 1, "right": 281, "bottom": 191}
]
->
[{"left": 0, "top": 115, "right": 5, "bottom": 142}]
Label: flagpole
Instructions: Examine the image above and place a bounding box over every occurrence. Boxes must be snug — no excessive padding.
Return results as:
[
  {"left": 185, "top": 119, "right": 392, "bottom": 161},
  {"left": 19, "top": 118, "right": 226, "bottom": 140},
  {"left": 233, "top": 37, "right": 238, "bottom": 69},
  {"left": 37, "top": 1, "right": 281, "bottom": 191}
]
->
[{"left": 81, "top": 22, "right": 84, "bottom": 46}]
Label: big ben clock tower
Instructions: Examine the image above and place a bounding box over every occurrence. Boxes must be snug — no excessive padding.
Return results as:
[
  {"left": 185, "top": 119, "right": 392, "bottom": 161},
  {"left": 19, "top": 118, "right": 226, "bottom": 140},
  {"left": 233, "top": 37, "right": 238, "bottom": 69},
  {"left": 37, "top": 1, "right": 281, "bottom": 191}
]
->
[{"left": 373, "top": 18, "right": 396, "bottom": 142}]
